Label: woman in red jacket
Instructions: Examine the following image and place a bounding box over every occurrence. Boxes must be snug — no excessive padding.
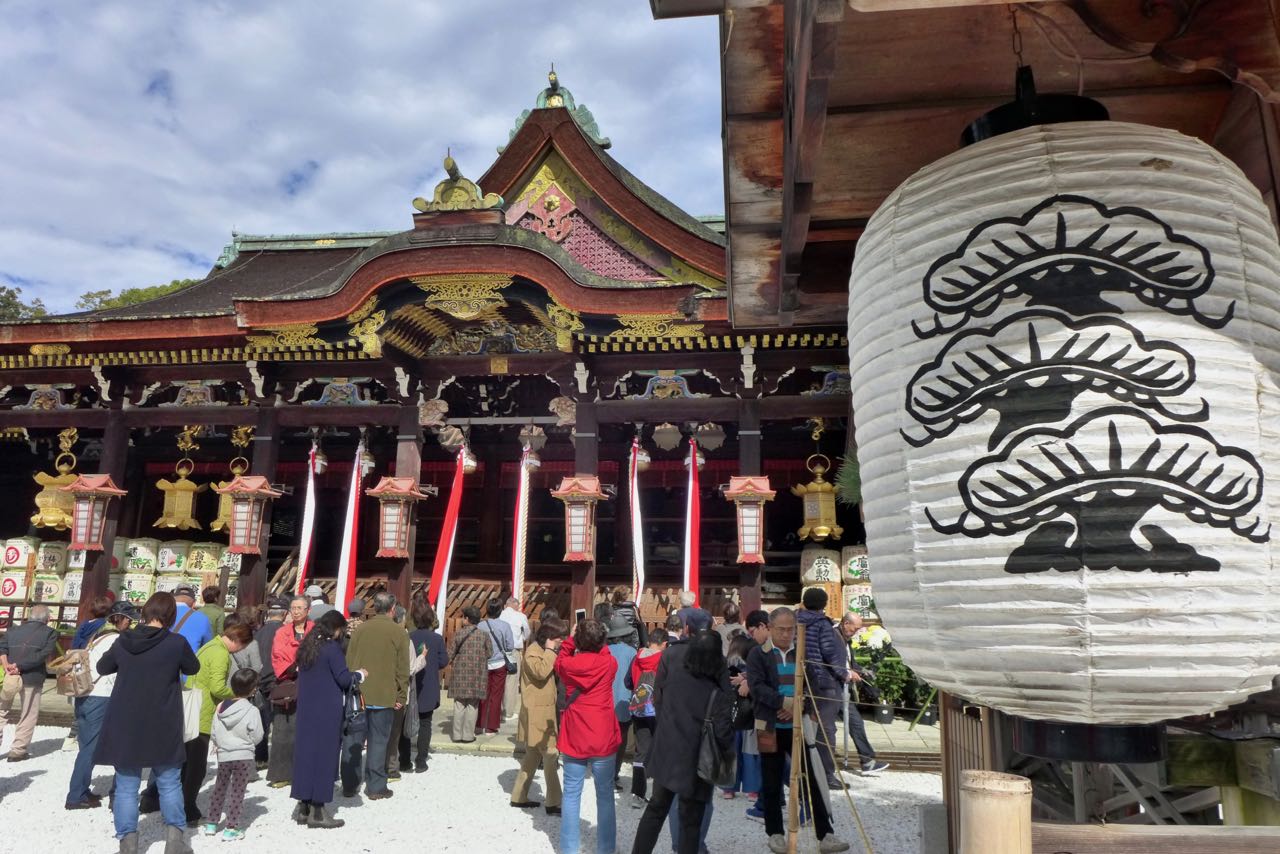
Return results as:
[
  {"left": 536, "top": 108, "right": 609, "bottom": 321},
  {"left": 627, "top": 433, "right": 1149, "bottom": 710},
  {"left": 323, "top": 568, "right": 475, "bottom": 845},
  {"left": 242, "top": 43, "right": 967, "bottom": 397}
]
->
[{"left": 555, "top": 618, "right": 620, "bottom": 854}]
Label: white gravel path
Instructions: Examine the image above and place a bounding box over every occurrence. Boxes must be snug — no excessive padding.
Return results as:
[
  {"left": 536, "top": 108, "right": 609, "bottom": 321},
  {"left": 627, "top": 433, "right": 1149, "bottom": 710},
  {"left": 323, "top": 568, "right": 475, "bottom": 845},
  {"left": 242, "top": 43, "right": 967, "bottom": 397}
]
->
[{"left": 0, "top": 725, "right": 941, "bottom": 853}]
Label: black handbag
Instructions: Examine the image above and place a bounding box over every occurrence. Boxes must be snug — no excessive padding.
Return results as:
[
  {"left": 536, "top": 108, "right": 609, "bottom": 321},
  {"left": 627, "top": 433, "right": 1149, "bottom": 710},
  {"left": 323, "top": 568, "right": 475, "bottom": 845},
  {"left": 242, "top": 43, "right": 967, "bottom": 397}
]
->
[
  {"left": 343, "top": 681, "right": 366, "bottom": 740},
  {"left": 696, "top": 690, "right": 737, "bottom": 788}
]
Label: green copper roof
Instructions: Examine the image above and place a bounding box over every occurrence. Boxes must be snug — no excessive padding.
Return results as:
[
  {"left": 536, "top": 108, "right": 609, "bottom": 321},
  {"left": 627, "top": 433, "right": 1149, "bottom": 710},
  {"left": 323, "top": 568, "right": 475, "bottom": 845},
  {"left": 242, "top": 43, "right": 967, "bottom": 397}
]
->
[
  {"left": 215, "top": 231, "right": 399, "bottom": 268},
  {"left": 503, "top": 68, "right": 611, "bottom": 152}
]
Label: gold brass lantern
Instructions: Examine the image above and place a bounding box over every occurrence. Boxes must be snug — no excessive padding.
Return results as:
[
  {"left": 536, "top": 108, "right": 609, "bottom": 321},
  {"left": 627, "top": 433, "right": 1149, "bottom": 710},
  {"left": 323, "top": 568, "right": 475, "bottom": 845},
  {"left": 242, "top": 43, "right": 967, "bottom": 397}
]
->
[
  {"left": 551, "top": 476, "right": 609, "bottom": 562},
  {"left": 366, "top": 477, "right": 437, "bottom": 558},
  {"left": 791, "top": 454, "right": 843, "bottom": 542},
  {"left": 155, "top": 427, "right": 207, "bottom": 530},
  {"left": 32, "top": 428, "right": 80, "bottom": 530},
  {"left": 61, "top": 474, "right": 127, "bottom": 551},
  {"left": 212, "top": 426, "right": 253, "bottom": 534},
  {"left": 724, "top": 476, "right": 775, "bottom": 564},
  {"left": 213, "top": 476, "right": 282, "bottom": 554}
]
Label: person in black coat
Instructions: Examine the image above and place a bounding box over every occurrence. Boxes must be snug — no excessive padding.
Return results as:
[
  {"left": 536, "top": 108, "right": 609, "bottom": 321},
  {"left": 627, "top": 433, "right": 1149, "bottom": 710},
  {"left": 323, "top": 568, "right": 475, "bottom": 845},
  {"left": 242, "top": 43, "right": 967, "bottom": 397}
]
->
[
  {"left": 631, "top": 631, "right": 736, "bottom": 854},
  {"left": 290, "top": 611, "right": 365, "bottom": 829},
  {"left": 252, "top": 596, "right": 288, "bottom": 766},
  {"left": 408, "top": 597, "right": 448, "bottom": 772},
  {"left": 95, "top": 591, "right": 200, "bottom": 854}
]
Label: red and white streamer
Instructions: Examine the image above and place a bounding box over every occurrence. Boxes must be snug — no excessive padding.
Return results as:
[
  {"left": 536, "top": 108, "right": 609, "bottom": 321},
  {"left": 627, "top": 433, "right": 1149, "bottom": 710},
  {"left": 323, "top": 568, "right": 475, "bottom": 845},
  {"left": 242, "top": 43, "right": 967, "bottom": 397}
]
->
[
  {"left": 629, "top": 438, "right": 646, "bottom": 604},
  {"left": 510, "top": 446, "right": 531, "bottom": 603},
  {"left": 294, "top": 445, "right": 319, "bottom": 596},
  {"left": 428, "top": 447, "right": 467, "bottom": 616},
  {"left": 683, "top": 437, "right": 701, "bottom": 605},
  {"left": 333, "top": 439, "right": 366, "bottom": 614}
]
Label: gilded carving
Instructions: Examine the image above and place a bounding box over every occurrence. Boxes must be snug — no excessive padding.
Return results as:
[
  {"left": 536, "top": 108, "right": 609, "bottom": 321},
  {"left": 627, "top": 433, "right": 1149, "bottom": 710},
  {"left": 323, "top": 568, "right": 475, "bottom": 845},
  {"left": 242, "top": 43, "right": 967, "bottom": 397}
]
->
[
  {"left": 549, "top": 396, "right": 577, "bottom": 427},
  {"left": 306, "top": 379, "right": 374, "bottom": 407},
  {"left": 349, "top": 310, "right": 386, "bottom": 357},
  {"left": 546, "top": 303, "right": 584, "bottom": 352},
  {"left": 163, "top": 380, "right": 225, "bottom": 408},
  {"left": 29, "top": 343, "right": 70, "bottom": 356},
  {"left": 16, "top": 385, "right": 70, "bottom": 411},
  {"left": 246, "top": 323, "right": 325, "bottom": 349},
  {"left": 412, "top": 155, "right": 502, "bottom": 212},
  {"left": 346, "top": 295, "right": 379, "bottom": 324},
  {"left": 608, "top": 315, "right": 704, "bottom": 339},
  {"left": 411, "top": 274, "right": 512, "bottom": 321},
  {"left": 427, "top": 320, "right": 555, "bottom": 356}
]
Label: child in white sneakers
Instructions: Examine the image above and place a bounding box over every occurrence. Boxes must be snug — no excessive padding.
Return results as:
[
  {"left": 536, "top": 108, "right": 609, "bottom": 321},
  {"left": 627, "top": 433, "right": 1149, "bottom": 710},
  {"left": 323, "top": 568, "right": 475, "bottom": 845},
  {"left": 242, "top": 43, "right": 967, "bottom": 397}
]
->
[{"left": 204, "top": 668, "right": 264, "bottom": 841}]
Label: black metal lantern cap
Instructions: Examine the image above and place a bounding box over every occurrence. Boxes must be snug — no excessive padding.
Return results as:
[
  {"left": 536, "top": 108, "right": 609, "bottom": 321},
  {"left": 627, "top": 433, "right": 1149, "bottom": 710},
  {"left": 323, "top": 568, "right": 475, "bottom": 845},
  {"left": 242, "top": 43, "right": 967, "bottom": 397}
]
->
[
  {"left": 1013, "top": 717, "right": 1167, "bottom": 764},
  {"left": 962, "top": 66, "right": 1110, "bottom": 147}
]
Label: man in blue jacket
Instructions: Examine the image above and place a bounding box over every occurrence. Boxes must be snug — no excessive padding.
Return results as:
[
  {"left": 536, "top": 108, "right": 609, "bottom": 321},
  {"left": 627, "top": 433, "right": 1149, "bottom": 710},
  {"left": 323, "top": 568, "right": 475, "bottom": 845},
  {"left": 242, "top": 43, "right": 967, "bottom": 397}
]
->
[{"left": 795, "top": 587, "right": 850, "bottom": 789}]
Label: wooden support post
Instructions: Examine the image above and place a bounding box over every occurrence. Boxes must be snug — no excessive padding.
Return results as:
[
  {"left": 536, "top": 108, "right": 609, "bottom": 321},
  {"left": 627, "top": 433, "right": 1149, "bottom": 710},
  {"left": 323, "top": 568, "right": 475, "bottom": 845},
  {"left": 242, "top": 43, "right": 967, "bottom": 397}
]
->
[
  {"left": 959, "top": 771, "right": 1032, "bottom": 854},
  {"left": 738, "top": 399, "right": 763, "bottom": 614},
  {"left": 79, "top": 412, "right": 129, "bottom": 617},
  {"left": 571, "top": 402, "right": 599, "bottom": 615},
  {"left": 476, "top": 445, "right": 504, "bottom": 566},
  {"left": 390, "top": 405, "right": 423, "bottom": 605},
  {"left": 787, "top": 619, "right": 807, "bottom": 854},
  {"left": 240, "top": 408, "right": 280, "bottom": 610}
]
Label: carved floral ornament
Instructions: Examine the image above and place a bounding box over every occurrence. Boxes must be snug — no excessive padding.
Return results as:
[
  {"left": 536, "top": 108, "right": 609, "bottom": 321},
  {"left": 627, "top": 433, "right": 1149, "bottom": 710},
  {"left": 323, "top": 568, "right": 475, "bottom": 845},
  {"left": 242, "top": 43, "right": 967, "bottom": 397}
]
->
[
  {"left": 411, "top": 274, "right": 512, "bottom": 321},
  {"left": 412, "top": 155, "right": 502, "bottom": 212},
  {"left": 608, "top": 314, "right": 704, "bottom": 339}
]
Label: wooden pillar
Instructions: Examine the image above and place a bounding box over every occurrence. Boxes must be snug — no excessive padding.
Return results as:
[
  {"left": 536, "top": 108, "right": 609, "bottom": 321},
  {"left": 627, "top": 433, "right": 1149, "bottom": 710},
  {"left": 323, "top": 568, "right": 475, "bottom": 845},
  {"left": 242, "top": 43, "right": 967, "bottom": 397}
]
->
[
  {"left": 390, "top": 405, "right": 423, "bottom": 605},
  {"left": 240, "top": 407, "right": 280, "bottom": 610},
  {"left": 80, "top": 412, "right": 129, "bottom": 617},
  {"left": 476, "top": 444, "right": 504, "bottom": 566},
  {"left": 571, "top": 402, "right": 599, "bottom": 616},
  {"left": 738, "top": 399, "right": 763, "bottom": 615}
]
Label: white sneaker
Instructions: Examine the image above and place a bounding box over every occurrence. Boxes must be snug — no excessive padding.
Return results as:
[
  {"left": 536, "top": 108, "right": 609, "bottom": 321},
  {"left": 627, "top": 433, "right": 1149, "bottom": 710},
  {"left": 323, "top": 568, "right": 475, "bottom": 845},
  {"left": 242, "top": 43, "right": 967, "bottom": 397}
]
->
[
  {"left": 861, "top": 760, "right": 890, "bottom": 776},
  {"left": 61, "top": 735, "right": 78, "bottom": 752},
  {"left": 819, "top": 836, "right": 851, "bottom": 853},
  {"left": 768, "top": 834, "right": 788, "bottom": 854}
]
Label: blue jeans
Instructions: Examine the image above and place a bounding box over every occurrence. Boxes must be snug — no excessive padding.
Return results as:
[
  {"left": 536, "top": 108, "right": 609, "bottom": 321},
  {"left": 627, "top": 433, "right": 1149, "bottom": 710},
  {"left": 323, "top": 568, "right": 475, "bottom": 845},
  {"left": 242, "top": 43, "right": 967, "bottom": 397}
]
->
[
  {"left": 561, "top": 755, "right": 616, "bottom": 854},
  {"left": 67, "top": 695, "right": 109, "bottom": 805},
  {"left": 114, "top": 764, "right": 184, "bottom": 838}
]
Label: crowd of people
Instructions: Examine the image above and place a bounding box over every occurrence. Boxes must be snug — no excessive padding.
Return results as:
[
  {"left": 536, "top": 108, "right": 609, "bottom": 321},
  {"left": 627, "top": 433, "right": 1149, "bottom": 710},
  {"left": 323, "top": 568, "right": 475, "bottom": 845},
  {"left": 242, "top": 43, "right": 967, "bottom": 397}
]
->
[{"left": 4, "top": 581, "right": 890, "bottom": 854}]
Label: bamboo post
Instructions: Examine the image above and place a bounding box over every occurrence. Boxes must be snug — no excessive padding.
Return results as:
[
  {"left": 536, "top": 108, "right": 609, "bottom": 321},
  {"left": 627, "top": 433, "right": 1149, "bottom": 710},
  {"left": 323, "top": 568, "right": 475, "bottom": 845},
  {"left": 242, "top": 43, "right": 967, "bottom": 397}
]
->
[
  {"left": 787, "top": 622, "right": 807, "bottom": 854},
  {"left": 959, "top": 770, "right": 1032, "bottom": 854}
]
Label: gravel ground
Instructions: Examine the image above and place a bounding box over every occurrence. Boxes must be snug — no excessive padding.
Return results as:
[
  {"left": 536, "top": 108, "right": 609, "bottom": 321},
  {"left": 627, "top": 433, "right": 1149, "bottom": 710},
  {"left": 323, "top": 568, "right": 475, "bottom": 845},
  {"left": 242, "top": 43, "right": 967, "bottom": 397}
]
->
[{"left": 1, "top": 725, "right": 941, "bottom": 853}]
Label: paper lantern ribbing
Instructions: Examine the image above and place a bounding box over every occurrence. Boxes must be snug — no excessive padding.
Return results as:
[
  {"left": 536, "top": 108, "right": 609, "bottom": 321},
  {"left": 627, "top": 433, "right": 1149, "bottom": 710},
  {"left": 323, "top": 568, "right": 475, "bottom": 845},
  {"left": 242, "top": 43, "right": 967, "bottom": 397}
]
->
[{"left": 848, "top": 121, "right": 1280, "bottom": 724}]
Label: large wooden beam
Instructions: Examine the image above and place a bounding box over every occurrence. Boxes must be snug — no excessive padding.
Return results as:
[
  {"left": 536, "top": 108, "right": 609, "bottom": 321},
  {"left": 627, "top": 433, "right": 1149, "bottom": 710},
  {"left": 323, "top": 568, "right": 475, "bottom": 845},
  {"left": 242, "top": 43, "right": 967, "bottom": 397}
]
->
[
  {"left": 596, "top": 393, "right": 850, "bottom": 423},
  {"left": 1031, "top": 822, "right": 1280, "bottom": 852},
  {"left": 239, "top": 407, "right": 280, "bottom": 610},
  {"left": 777, "top": 0, "right": 843, "bottom": 323},
  {"left": 389, "top": 405, "right": 423, "bottom": 606},
  {"left": 79, "top": 411, "right": 129, "bottom": 617}
]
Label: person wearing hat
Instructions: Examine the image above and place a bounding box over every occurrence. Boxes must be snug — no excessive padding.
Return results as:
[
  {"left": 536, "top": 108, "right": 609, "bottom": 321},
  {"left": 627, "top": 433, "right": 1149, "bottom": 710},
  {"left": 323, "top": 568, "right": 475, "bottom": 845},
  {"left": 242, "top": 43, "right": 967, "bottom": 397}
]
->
[
  {"left": 306, "top": 585, "right": 335, "bottom": 623},
  {"left": 171, "top": 585, "right": 213, "bottom": 657},
  {"left": 253, "top": 597, "right": 289, "bottom": 769},
  {"left": 605, "top": 620, "right": 638, "bottom": 792},
  {"left": 66, "top": 600, "right": 138, "bottom": 810}
]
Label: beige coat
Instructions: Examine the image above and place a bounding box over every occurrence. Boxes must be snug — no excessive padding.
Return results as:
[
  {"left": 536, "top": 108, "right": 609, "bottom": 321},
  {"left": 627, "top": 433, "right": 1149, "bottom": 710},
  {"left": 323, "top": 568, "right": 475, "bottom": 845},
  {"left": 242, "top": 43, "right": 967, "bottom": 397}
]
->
[{"left": 517, "top": 642, "right": 558, "bottom": 751}]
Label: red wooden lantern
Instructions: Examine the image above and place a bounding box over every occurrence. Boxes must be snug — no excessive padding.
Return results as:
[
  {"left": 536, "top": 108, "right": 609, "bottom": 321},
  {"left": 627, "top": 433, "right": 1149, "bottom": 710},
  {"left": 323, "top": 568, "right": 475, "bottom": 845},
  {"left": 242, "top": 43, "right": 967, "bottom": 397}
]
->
[
  {"left": 551, "top": 475, "right": 609, "bottom": 562},
  {"left": 366, "top": 476, "right": 436, "bottom": 558},
  {"left": 60, "top": 474, "right": 127, "bottom": 551},
  {"left": 724, "top": 476, "right": 775, "bottom": 564},
  {"left": 213, "top": 475, "right": 282, "bottom": 554}
]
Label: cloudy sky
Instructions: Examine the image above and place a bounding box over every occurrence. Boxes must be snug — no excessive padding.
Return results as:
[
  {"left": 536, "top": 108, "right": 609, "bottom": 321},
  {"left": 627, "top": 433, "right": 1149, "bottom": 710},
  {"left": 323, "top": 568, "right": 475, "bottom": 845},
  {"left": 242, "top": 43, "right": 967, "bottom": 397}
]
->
[{"left": 0, "top": 1, "right": 722, "bottom": 314}]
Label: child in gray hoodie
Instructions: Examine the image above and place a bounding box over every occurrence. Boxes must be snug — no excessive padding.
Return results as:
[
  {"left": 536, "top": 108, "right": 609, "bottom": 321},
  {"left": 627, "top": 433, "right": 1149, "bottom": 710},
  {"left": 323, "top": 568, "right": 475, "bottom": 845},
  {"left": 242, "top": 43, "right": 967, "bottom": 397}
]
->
[{"left": 204, "top": 668, "right": 264, "bottom": 842}]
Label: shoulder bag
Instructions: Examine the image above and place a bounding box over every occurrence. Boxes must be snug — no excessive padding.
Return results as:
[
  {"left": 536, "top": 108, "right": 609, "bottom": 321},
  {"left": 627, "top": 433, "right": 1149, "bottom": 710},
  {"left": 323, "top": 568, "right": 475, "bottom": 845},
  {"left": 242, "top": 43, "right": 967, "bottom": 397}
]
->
[
  {"left": 52, "top": 630, "right": 112, "bottom": 698},
  {"left": 696, "top": 689, "right": 737, "bottom": 788},
  {"left": 269, "top": 661, "right": 300, "bottom": 712},
  {"left": 181, "top": 684, "right": 203, "bottom": 742},
  {"left": 487, "top": 620, "right": 518, "bottom": 674},
  {"left": 343, "top": 679, "right": 367, "bottom": 740}
]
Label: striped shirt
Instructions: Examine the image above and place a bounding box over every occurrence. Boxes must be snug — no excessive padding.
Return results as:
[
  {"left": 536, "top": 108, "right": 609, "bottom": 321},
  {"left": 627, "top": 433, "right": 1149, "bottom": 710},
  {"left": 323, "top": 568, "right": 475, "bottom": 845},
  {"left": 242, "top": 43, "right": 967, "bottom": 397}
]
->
[{"left": 769, "top": 644, "right": 797, "bottom": 730}]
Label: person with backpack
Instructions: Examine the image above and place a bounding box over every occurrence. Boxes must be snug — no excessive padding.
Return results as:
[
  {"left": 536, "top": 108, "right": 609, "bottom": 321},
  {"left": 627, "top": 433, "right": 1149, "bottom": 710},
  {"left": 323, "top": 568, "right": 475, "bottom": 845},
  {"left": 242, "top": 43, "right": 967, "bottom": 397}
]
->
[
  {"left": 509, "top": 617, "right": 567, "bottom": 813},
  {"left": 202, "top": 668, "right": 264, "bottom": 841},
  {"left": 65, "top": 600, "right": 138, "bottom": 810},
  {"left": 630, "top": 631, "right": 736, "bottom": 854},
  {"left": 607, "top": 622, "right": 639, "bottom": 792},
  {"left": 625, "top": 627, "right": 667, "bottom": 808}
]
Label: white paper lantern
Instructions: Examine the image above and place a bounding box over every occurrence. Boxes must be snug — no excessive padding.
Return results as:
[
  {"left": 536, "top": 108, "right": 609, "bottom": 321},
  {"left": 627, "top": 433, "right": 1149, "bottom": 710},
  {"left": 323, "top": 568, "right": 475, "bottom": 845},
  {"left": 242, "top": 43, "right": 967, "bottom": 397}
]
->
[{"left": 848, "top": 121, "right": 1280, "bottom": 724}]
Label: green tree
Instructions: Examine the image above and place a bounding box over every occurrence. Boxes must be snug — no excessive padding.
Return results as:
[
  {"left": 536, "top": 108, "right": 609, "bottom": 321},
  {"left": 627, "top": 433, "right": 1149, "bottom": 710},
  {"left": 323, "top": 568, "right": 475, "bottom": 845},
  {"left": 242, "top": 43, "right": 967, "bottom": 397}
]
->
[
  {"left": 75, "top": 278, "right": 200, "bottom": 312},
  {"left": 0, "top": 285, "right": 47, "bottom": 320}
]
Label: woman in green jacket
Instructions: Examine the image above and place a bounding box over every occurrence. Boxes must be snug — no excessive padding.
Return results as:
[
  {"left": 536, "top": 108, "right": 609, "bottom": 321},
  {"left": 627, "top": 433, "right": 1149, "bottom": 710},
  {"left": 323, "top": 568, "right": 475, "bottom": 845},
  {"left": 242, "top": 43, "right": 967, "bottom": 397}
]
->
[{"left": 183, "top": 623, "right": 252, "bottom": 824}]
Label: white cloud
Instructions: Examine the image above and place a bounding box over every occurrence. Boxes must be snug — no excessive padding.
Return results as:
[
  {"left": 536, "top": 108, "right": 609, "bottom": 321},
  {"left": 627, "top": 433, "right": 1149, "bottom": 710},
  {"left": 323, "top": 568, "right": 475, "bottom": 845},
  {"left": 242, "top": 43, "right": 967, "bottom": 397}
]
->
[{"left": 0, "top": 0, "right": 722, "bottom": 312}]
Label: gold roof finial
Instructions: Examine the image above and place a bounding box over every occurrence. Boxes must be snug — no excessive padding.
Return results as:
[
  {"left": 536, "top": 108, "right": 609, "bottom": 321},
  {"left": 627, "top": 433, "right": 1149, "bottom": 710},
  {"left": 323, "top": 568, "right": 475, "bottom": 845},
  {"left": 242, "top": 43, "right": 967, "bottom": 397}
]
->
[{"left": 412, "top": 153, "right": 503, "bottom": 213}]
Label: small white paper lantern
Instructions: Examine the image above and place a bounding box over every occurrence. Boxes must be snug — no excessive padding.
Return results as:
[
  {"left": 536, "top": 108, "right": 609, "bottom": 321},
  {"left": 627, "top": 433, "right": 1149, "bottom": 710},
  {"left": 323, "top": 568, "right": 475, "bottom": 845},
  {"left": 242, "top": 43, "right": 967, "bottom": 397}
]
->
[{"left": 848, "top": 121, "right": 1280, "bottom": 725}]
